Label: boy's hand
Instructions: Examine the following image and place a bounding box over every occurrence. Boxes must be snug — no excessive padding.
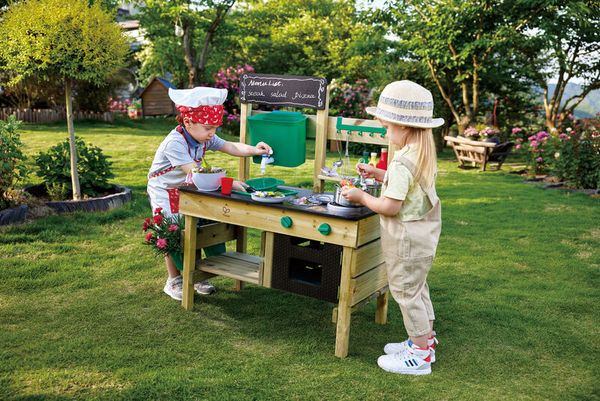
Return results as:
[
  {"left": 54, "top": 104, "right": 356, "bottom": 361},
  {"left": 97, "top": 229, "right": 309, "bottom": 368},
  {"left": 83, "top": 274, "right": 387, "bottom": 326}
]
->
[
  {"left": 232, "top": 180, "right": 247, "bottom": 192},
  {"left": 255, "top": 141, "right": 272, "bottom": 156},
  {"left": 341, "top": 187, "right": 364, "bottom": 203},
  {"left": 356, "top": 163, "right": 375, "bottom": 178}
]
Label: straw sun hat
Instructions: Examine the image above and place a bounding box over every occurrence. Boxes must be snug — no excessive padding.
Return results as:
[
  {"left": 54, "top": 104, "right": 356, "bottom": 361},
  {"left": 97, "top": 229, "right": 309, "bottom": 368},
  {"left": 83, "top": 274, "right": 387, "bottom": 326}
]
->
[{"left": 365, "top": 80, "right": 444, "bottom": 128}]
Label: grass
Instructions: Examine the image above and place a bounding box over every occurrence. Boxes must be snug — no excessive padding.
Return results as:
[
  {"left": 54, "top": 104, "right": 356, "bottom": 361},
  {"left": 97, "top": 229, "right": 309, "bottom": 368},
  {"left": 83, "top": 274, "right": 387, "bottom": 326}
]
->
[{"left": 1, "top": 117, "right": 599, "bottom": 400}]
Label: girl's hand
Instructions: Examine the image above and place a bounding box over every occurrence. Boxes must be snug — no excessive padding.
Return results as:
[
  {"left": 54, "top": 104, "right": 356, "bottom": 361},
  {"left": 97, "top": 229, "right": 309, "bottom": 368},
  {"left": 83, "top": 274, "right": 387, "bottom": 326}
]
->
[
  {"left": 232, "top": 180, "right": 247, "bottom": 192},
  {"left": 356, "top": 163, "right": 375, "bottom": 178},
  {"left": 341, "top": 187, "right": 364, "bottom": 203},
  {"left": 254, "top": 141, "right": 272, "bottom": 156}
]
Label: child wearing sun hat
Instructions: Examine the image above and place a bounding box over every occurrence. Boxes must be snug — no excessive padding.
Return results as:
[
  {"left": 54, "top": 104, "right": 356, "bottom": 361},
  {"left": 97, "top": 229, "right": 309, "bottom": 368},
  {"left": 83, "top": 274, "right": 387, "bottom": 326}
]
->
[
  {"left": 341, "top": 80, "right": 444, "bottom": 375},
  {"left": 147, "top": 86, "right": 272, "bottom": 301}
]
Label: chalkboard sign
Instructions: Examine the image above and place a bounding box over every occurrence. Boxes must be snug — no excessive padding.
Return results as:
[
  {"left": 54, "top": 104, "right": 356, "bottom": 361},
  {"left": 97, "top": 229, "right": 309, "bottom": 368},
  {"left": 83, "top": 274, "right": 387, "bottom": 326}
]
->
[{"left": 239, "top": 73, "right": 328, "bottom": 110}]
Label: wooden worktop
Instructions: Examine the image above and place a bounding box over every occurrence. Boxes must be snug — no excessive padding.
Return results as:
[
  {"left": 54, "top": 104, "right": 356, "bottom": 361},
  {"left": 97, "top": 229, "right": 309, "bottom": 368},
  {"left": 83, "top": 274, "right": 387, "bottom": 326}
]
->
[{"left": 178, "top": 185, "right": 376, "bottom": 221}]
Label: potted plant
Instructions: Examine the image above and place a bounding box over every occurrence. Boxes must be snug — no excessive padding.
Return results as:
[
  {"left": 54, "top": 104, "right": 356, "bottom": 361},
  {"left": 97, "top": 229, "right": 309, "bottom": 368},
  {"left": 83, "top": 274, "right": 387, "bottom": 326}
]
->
[{"left": 142, "top": 208, "right": 185, "bottom": 270}]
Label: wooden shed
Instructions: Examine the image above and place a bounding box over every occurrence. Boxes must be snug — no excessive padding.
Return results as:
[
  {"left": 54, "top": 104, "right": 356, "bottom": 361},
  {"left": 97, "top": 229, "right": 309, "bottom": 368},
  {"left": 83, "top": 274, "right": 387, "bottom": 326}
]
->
[{"left": 140, "top": 77, "right": 176, "bottom": 116}]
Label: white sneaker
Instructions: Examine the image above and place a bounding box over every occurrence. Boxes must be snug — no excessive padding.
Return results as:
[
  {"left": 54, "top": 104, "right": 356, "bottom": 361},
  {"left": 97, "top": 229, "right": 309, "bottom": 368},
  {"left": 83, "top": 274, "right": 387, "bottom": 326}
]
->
[
  {"left": 194, "top": 281, "right": 216, "bottom": 295},
  {"left": 164, "top": 276, "right": 183, "bottom": 301},
  {"left": 377, "top": 344, "right": 432, "bottom": 375},
  {"left": 384, "top": 331, "right": 438, "bottom": 363}
]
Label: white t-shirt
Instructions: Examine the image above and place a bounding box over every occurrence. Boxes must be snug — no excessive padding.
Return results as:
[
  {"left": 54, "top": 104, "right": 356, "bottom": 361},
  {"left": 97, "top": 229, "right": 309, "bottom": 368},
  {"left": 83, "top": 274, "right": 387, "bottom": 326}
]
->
[{"left": 147, "top": 128, "right": 225, "bottom": 192}]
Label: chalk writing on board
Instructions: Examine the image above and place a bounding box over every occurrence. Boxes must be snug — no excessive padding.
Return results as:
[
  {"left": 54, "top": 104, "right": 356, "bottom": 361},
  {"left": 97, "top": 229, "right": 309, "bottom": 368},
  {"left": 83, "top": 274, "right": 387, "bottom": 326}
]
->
[{"left": 239, "top": 74, "right": 327, "bottom": 110}]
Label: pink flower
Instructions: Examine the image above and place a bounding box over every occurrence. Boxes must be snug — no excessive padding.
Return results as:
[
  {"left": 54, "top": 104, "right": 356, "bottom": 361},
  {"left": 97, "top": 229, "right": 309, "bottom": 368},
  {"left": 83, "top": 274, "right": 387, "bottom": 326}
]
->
[
  {"left": 530, "top": 140, "right": 538, "bottom": 148},
  {"left": 511, "top": 127, "right": 522, "bottom": 135},
  {"left": 168, "top": 224, "right": 179, "bottom": 232},
  {"left": 515, "top": 144, "right": 522, "bottom": 150},
  {"left": 145, "top": 232, "right": 153, "bottom": 242},
  {"left": 536, "top": 157, "right": 543, "bottom": 163},
  {"left": 559, "top": 133, "right": 569, "bottom": 140},
  {"left": 153, "top": 215, "right": 164, "bottom": 225},
  {"left": 156, "top": 238, "right": 167, "bottom": 249}
]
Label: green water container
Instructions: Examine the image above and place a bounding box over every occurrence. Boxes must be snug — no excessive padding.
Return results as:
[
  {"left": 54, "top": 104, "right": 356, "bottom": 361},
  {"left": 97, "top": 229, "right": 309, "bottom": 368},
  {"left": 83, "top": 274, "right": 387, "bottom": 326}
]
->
[{"left": 248, "top": 111, "right": 307, "bottom": 167}]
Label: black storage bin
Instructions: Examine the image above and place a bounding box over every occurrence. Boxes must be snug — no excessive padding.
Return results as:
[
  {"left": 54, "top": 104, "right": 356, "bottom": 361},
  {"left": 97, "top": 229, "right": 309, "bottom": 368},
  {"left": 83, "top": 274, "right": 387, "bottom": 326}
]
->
[{"left": 271, "top": 234, "right": 342, "bottom": 303}]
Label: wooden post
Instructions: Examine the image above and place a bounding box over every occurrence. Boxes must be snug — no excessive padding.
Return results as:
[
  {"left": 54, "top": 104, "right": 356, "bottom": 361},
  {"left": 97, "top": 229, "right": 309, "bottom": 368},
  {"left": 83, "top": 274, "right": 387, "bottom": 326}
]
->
[
  {"left": 239, "top": 102, "right": 253, "bottom": 182},
  {"left": 335, "top": 246, "right": 354, "bottom": 358},
  {"left": 313, "top": 86, "right": 330, "bottom": 193},
  {"left": 182, "top": 215, "right": 198, "bottom": 310},
  {"left": 260, "top": 231, "right": 275, "bottom": 287},
  {"left": 375, "top": 291, "right": 389, "bottom": 324}
]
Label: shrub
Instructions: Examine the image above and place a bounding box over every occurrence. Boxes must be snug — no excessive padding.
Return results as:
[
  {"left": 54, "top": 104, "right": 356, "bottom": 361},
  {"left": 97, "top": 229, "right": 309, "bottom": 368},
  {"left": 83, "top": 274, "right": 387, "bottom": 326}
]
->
[
  {"left": 35, "top": 137, "right": 114, "bottom": 200},
  {"left": 553, "top": 120, "right": 600, "bottom": 190},
  {"left": 0, "top": 116, "right": 28, "bottom": 209}
]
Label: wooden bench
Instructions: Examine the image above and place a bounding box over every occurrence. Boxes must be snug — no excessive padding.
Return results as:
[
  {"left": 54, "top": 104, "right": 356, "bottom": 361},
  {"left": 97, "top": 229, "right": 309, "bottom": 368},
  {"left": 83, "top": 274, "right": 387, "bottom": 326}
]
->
[{"left": 444, "top": 135, "right": 514, "bottom": 171}]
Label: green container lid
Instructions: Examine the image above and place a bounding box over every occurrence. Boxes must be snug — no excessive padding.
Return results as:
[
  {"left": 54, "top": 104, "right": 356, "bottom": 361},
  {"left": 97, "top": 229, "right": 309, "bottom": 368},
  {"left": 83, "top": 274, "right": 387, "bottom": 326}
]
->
[{"left": 248, "top": 111, "right": 307, "bottom": 167}]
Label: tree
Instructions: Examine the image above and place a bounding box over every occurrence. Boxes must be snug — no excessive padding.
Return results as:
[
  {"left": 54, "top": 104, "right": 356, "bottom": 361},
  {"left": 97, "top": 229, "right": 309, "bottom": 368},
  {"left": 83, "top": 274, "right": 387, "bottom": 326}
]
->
[
  {"left": 380, "top": 0, "right": 539, "bottom": 134},
  {"left": 0, "top": 0, "right": 128, "bottom": 200},
  {"left": 139, "top": 0, "right": 235, "bottom": 88},
  {"left": 523, "top": 1, "right": 600, "bottom": 131},
  {"left": 221, "top": 0, "right": 392, "bottom": 85}
]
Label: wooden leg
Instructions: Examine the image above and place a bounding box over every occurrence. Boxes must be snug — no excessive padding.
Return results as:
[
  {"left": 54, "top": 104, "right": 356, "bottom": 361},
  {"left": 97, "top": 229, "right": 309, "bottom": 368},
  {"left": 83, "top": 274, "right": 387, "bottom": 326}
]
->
[
  {"left": 375, "top": 291, "right": 389, "bottom": 324},
  {"left": 335, "top": 247, "right": 354, "bottom": 358},
  {"left": 182, "top": 215, "right": 198, "bottom": 310},
  {"left": 234, "top": 226, "right": 247, "bottom": 291}
]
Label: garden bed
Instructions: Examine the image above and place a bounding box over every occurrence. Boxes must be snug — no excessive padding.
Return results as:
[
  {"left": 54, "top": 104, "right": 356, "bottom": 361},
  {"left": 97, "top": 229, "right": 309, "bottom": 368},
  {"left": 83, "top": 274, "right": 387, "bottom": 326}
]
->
[
  {"left": 0, "top": 204, "right": 28, "bottom": 226},
  {"left": 24, "top": 184, "right": 132, "bottom": 214}
]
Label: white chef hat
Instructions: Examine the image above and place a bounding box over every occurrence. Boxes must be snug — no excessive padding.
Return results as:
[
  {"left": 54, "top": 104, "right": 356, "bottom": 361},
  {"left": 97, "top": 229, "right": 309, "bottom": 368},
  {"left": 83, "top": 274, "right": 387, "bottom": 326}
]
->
[
  {"left": 168, "top": 87, "right": 227, "bottom": 107},
  {"left": 169, "top": 87, "right": 228, "bottom": 125}
]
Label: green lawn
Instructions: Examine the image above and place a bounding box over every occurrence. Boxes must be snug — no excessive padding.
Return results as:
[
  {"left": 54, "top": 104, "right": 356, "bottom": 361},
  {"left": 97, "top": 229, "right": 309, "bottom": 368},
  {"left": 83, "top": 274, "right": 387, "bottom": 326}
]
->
[{"left": 1, "top": 118, "right": 598, "bottom": 400}]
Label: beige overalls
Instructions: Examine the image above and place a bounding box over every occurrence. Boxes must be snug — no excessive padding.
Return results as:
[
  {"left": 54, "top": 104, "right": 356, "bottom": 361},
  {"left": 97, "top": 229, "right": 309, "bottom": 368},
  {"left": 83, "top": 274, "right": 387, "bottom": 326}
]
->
[{"left": 380, "top": 155, "right": 442, "bottom": 337}]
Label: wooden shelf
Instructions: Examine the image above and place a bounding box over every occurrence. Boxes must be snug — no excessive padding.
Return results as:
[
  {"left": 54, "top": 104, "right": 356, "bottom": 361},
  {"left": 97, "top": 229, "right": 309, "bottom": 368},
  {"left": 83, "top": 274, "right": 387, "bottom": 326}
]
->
[{"left": 196, "top": 252, "right": 261, "bottom": 285}]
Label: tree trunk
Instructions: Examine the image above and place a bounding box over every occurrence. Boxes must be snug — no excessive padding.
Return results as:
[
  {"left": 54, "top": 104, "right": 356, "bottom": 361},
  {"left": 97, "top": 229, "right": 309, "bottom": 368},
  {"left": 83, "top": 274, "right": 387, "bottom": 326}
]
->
[
  {"left": 182, "top": 24, "right": 197, "bottom": 88},
  {"left": 65, "top": 80, "right": 81, "bottom": 200}
]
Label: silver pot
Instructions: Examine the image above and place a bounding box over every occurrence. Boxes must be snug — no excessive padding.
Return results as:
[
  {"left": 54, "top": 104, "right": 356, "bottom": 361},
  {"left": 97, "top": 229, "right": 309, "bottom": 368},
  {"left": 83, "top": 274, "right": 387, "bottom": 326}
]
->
[
  {"left": 363, "top": 180, "right": 382, "bottom": 198},
  {"left": 334, "top": 185, "right": 361, "bottom": 207}
]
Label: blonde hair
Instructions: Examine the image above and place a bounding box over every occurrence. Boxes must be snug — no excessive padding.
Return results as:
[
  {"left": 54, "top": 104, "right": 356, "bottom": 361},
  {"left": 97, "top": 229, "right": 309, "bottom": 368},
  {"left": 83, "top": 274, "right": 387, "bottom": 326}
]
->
[{"left": 394, "top": 126, "right": 437, "bottom": 188}]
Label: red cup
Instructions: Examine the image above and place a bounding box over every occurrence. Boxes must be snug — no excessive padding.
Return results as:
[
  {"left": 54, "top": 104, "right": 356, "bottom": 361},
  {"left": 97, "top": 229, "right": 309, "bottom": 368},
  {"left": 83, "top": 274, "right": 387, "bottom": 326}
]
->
[{"left": 220, "top": 177, "right": 233, "bottom": 195}]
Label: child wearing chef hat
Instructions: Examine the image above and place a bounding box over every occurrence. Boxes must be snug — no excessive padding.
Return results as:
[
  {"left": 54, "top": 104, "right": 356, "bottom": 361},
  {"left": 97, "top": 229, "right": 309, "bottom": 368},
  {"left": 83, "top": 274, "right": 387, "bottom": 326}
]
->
[{"left": 147, "top": 86, "right": 272, "bottom": 301}]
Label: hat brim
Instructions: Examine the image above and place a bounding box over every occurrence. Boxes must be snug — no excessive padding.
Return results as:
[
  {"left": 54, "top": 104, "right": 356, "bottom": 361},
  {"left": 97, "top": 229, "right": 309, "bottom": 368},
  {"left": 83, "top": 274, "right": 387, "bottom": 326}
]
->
[{"left": 365, "top": 106, "right": 445, "bottom": 128}]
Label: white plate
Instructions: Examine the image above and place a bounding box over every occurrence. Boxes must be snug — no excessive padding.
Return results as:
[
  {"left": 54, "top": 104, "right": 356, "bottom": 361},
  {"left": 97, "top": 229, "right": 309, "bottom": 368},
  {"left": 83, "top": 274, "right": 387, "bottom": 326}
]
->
[{"left": 251, "top": 193, "right": 286, "bottom": 203}]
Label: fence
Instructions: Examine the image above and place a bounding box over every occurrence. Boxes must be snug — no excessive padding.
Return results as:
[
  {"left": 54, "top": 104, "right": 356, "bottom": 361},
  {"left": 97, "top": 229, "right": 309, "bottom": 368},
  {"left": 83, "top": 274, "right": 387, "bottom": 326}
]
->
[{"left": 0, "top": 108, "right": 113, "bottom": 123}]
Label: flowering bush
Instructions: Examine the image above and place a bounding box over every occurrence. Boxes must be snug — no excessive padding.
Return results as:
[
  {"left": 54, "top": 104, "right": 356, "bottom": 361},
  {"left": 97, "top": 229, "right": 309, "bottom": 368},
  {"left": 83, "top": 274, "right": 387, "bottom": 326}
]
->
[
  {"left": 463, "top": 126, "right": 500, "bottom": 141},
  {"left": 214, "top": 64, "right": 255, "bottom": 134},
  {"left": 463, "top": 127, "right": 480, "bottom": 139},
  {"left": 552, "top": 119, "right": 600, "bottom": 189},
  {"left": 108, "top": 97, "right": 132, "bottom": 113},
  {"left": 329, "top": 79, "right": 370, "bottom": 119},
  {"left": 479, "top": 126, "right": 500, "bottom": 139},
  {"left": 142, "top": 208, "right": 183, "bottom": 258}
]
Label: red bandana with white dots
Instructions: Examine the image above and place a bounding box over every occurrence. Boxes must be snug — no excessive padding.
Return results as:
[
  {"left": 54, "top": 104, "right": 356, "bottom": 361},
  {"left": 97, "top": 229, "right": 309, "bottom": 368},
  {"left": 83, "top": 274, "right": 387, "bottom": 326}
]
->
[{"left": 176, "top": 105, "right": 224, "bottom": 126}]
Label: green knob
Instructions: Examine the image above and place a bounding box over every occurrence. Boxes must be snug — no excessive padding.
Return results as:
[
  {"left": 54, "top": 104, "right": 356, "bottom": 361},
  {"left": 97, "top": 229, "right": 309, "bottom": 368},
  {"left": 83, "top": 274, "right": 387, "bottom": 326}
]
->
[
  {"left": 318, "top": 223, "right": 331, "bottom": 236},
  {"left": 280, "top": 216, "right": 293, "bottom": 228}
]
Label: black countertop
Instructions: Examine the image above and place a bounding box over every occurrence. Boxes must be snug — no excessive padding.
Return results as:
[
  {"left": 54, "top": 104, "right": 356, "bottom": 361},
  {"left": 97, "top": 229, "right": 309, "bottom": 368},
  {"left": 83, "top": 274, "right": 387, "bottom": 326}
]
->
[{"left": 178, "top": 185, "right": 376, "bottom": 221}]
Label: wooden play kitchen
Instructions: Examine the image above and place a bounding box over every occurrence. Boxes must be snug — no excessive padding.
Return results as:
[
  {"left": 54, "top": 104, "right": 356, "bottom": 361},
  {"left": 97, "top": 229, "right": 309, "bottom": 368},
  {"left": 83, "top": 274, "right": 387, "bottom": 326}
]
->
[{"left": 179, "top": 73, "right": 392, "bottom": 358}]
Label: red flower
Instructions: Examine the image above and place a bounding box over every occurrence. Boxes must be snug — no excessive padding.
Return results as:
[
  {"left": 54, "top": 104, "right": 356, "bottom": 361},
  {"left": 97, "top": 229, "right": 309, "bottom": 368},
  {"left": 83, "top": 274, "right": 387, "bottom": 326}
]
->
[
  {"left": 153, "top": 214, "right": 164, "bottom": 225},
  {"left": 156, "top": 238, "right": 167, "bottom": 249},
  {"left": 145, "top": 232, "right": 153, "bottom": 242},
  {"left": 168, "top": 224, "right": 179, "bottom": 232},
  {"left": 154, "top": 207, "right": 163, "bottom": 215}
]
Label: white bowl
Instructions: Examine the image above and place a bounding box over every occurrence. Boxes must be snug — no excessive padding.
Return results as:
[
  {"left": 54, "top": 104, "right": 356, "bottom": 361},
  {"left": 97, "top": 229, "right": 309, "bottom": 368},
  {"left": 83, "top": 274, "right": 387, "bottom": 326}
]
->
[{"left": 192, "top": 170, "right": 226, "bottom": 191}]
